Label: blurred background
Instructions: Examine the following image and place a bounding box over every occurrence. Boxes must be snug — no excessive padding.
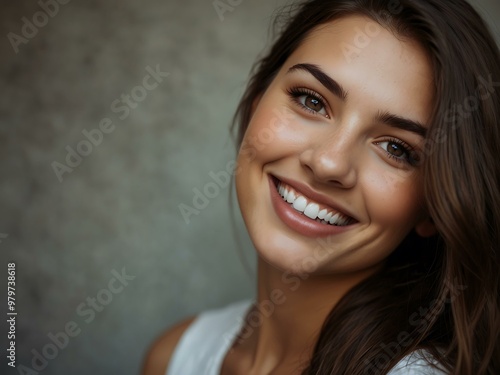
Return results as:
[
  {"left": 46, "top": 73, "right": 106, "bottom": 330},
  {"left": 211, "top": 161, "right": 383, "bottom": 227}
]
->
[{"left": 0, "top": 1, "right": 498, "bottom": 374}]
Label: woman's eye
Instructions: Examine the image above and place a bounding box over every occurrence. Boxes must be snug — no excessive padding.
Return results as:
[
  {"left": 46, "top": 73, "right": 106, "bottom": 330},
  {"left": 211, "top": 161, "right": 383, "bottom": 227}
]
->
[
  {"left": 377, "top": 139, "right": 419, "bottom": 166},
  {"left": 382, "top": 141, "right": 406, "bottom": 157},
  {"left": 287, "top": 87, "right": 329, "bottom": 118},
  {"left": 299, "top": 95, "right": 327, "bottom": 115}
]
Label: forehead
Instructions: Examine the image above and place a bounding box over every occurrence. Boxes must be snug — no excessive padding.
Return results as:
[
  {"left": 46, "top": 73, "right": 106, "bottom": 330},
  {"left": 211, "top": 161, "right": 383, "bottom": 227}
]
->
[{"left": 281, "top": 15, "right": 435, "bottom": 126}]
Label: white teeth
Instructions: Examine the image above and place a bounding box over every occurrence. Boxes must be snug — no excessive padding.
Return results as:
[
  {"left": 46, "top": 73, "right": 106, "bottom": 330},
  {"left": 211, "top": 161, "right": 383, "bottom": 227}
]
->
[
  {"left": 304, "top": 203, "right": 320, "bottom": 219},
  {"left": 329, "top": 213, "right": 339, "bottom": 225},
  {"left": 276, "top": 181, "right": 353, "bottom": 226},
  {"left": 292, "top": 196, "right": 308, "bottom": 212}
]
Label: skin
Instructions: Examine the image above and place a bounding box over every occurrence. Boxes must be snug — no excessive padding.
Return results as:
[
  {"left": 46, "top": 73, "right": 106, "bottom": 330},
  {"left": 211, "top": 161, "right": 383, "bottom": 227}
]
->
[{"left": 225, "top": 15, "right": 437, "bottom": 375}]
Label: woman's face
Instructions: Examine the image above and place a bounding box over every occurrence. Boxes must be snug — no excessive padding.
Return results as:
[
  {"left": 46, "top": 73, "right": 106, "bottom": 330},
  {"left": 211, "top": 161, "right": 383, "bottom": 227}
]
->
[{"left": 235, "top": 15, "right": 436, "bottom": 276}]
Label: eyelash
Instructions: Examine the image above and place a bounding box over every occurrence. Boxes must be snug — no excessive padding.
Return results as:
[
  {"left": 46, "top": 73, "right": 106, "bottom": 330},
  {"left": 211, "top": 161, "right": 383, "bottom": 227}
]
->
[
  {"left": 285, "top": 86, "right": 419, "bottom": 167},
  {"left": 377, "top": 138, "right": 420, "bottom": 166},
  {"left": 286, "top": 87, "right": 330, "bottom": 118}
]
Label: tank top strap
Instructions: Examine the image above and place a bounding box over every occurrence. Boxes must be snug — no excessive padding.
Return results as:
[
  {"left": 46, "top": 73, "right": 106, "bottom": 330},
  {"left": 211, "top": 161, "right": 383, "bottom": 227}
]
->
[{"left": 166, "top": 299, "right": 254, "bottom": 375}]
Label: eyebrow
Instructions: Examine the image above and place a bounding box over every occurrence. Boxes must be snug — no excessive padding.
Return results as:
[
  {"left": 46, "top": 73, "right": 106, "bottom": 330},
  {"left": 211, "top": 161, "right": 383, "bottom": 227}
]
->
[
  {"left": 287, "top": 63, "right": 428, "bottom": 137},
  {"left": 287, "top": 63, "right": 348, "bottom": 101},
  {"left": 376, "top": 111, "right": 427, "bottom": 137}
]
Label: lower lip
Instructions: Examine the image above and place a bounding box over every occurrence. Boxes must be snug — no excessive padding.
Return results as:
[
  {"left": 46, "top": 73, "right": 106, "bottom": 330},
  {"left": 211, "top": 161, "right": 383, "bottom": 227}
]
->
[{"left": 268, "top": 175, "right": 356, "bottom": 238}]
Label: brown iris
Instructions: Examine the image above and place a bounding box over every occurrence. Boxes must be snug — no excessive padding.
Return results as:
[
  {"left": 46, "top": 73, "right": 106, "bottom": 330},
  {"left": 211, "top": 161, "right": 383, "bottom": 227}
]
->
[
  {"left": 304, "top": 95, "right": 324, "bottom": 112},
  {"left": 388, "top": 142, "right": 405, "bottom": 157}
]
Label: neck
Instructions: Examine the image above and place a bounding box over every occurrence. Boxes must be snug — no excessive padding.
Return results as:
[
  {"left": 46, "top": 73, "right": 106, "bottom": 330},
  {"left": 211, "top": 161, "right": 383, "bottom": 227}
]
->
[{"left": 235, "top": 256, "right": 379, "bottom": 374}]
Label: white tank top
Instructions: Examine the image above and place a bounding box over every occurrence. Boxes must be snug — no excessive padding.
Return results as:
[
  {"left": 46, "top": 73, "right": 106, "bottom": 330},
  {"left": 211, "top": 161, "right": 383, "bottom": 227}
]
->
[{"left": 165, "top": 299, "right": 447, "bottom": 375}]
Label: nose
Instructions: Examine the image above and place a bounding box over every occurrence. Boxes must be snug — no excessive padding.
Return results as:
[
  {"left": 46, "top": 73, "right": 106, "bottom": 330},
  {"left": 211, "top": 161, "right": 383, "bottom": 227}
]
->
[{"left": 299, "top": 129, "right": 358, "bottom": 189}]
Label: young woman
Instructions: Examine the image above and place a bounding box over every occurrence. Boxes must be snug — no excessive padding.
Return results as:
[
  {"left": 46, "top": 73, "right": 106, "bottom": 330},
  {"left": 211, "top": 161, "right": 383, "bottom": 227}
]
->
[{"left": 142, "top": 0, "right": 500, "bottom": 374}]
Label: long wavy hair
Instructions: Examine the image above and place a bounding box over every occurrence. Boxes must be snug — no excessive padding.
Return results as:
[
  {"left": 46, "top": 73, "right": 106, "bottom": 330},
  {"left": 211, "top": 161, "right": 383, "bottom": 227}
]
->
[{"left": 228, "top": 0, "right": 500, "bottom": 374}]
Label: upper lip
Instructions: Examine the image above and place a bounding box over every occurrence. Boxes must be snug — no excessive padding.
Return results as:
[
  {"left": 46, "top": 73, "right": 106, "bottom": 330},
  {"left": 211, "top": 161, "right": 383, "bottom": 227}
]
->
[{"left": 271, "top": 174, "right": 358, "bottom": 222}]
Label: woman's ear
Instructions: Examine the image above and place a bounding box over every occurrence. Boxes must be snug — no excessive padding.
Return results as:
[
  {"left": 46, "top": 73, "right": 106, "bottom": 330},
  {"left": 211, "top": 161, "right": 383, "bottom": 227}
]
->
[{"left": 414, "top": 217, "right": 437, "bottom": 238}]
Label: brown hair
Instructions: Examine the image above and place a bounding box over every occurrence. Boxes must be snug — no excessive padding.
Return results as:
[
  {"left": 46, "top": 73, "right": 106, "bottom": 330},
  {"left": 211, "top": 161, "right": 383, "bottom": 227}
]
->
[{"left": 229, "top": 0, "right": 500, "bottom": 374}]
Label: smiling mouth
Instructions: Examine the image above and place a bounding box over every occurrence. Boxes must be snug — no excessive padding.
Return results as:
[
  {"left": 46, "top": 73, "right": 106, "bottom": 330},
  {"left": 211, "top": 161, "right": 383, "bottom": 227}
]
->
[{"left": 272, "top": 177, "right": 356, "bottom": 226}]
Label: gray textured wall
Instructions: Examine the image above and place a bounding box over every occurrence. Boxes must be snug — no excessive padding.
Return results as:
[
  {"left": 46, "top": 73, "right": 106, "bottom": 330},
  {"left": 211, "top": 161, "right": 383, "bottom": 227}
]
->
[{"left": 1, "top": 1, "right": 498, "bottom": 375}]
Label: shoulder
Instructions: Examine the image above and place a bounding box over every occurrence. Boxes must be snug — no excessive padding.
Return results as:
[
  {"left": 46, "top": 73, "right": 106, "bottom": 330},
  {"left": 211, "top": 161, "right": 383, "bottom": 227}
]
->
[
  {"left": 140, "top": 315, "right": 197, "bottom": 375},
  {"left": 388, "top": 349, "right": 448, "bottom": 375}
]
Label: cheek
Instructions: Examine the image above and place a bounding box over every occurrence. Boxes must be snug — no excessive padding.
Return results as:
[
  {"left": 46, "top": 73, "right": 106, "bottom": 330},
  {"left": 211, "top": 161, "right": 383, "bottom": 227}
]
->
[
  {"left": 234, "top": 104, "right": 281, "bottom": 208},
  {"left": 364, "top": 170, "right": 424, "bottom": 232},
  {"left": 238, "top": 88, "right": 308, "bottom": 164}
]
